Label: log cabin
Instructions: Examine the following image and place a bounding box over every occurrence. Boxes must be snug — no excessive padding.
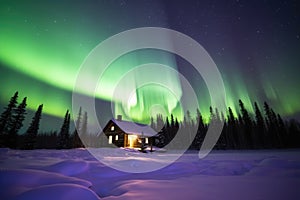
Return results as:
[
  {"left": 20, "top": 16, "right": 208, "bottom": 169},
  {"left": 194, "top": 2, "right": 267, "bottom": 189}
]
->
[{"left": 102, "top": 115, "right": 156, "bottom": 149}]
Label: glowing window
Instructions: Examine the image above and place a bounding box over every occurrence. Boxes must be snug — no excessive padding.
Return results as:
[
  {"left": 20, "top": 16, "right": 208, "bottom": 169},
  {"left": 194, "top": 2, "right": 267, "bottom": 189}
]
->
[
  {"left": 115, "top": 135, "right": 118, "bottom": 140},
  {"left": 111, "top": 126, "right": 114, "bottom": 131},
  {"left": 108, "top": 135, "right": 112, "bottom": 144},
  {"left": 145, "top": 138, "right": 149, "bottom": 144}
]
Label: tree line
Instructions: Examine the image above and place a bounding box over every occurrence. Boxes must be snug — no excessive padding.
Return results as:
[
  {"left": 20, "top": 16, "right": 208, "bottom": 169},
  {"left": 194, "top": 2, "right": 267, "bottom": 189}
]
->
[
  {"left": 154, "top": 100, "right": 300, "bottom": 150},
  {"left": 0, "top": 91, "right": 299, "bottom": 150},
  {"left": 0, "top": 92, "right": 89, "bottom": 149}
]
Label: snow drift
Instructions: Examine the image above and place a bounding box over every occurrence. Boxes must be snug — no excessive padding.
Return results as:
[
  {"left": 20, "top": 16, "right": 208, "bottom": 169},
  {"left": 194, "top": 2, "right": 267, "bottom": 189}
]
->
[{"left": 1, "top": 148, "right": 300, "bottom": 200}]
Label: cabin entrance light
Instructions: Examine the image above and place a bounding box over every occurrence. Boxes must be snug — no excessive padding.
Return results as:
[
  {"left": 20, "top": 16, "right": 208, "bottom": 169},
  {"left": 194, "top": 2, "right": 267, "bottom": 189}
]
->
[{"left": 128, "top": 134, "right": 137, "bottom": 148}]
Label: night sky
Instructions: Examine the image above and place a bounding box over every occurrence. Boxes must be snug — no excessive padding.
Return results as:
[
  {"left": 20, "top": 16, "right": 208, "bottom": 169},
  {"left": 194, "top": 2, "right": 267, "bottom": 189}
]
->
[{"left": 0, "top": 0, "right": 299, "bottom": 132}]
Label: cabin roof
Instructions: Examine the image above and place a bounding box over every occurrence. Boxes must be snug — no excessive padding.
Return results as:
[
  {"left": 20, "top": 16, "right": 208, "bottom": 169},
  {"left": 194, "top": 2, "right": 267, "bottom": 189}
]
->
[{"left": 110, "top": 118, "right": 157, "bottom": 137}]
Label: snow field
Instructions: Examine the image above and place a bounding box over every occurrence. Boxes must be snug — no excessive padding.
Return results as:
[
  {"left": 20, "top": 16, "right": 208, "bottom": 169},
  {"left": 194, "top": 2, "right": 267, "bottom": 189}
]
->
[{"left": 1, "top": 148, "right": 300, "bottom": 200}]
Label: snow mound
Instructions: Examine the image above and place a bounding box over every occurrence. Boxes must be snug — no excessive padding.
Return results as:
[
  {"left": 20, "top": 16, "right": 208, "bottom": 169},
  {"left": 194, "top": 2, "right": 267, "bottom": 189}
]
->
[
  {"left": 0, "top": 169, "right": 92, "bottom": 200},
  {"left": 13, "top": 183, "right": 100, "bottom": 200},
  {"left": 45, "top": 160, "right": 90, "bottom": 176},
  {"left": 246, "top": 157, "right": 300, "bottom": 177}
]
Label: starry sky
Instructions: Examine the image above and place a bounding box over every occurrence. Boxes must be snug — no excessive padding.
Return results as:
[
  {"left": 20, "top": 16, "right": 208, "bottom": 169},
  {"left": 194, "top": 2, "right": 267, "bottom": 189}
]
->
[{"left": 0, "top": 0, "right": 299, "bottom": 132}]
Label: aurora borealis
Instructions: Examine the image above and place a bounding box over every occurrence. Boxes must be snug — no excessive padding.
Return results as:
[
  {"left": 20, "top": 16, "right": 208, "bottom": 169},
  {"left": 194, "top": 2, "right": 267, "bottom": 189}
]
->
[{"left": 0, "top": 0, "right": 300, "bottom": 131}]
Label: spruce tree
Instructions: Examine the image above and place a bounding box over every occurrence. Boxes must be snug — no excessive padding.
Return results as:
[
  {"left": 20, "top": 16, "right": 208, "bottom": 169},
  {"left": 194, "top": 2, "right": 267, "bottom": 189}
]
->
[
  {"left": 192, "top": 109, "right": 204, "bottom": 150},
  {"left": 196, "top": 108, "right": 206, "bottom": 149},
  {"left": 165, "top": 116, "right": 170, "bottom": 128},
  {"left": 154, "top": 114, "right": 165, "bottom": 147},
  {"left": 24, "top": 104, "right": 43, "bottom": 150},
  {"left": 239, "top": 99, "right": 253, "bottom": 149},
  {"left": 264, "top": 102, "right": 272, "bottom": 126},
  {"left": 277, "top": 113, "right": 287, "bottom": 148},
  {"left": 227, "top": 107, "right": 239, "bottom": 149},
  {"left": 81, "top": 111, "right": 88, "bottom": 136},
  {"left": 209, "top": 106, "right": 215, "bottom": 121},
  {"left": 57, "top": 110, "right": 71, "bottom": 149},
  {"left": 264, "top": 102, "right": 281, "bottom": 148},
  {"left": 271, "top": 108, "right": 282, "bottom": 148},
  {"left": 237, "top": 113, "right": 246, "bottom": 148},
  {"left": 196, "top": 108, "right": 201, "bottom": 125},
  {"left": 8, "top": 97, "right": 27, "bottom": 148},
  {"left": 150, "top": 117, "right": 155, "bottom": 130},
  {"left": 215, "top": 108, "right": 226, "bottom": 149},
  {"left": 0, "top": 92, "right": 19, "bottom": 147},
  {"left": 170, "top": 114, "right": 175, "bottom": 128},
  {"left": 186, "top": 110, "right": 194, "bottom": 128},
  {"left": 175, "top": 118, "right": 179, "bottom": 128},
  {"left": 156, "top": 114, "right": 164, "bottom": 132},
  {"left": 73, "top": 107, "right": 83, "bottom": 148},
  {"left": 80, "top": 111, "right": 88, "bottom": 146},
  {"left": 215, "top": 108, "right": 221, "bottom": 122},
  {"left": 254, "top": 102, "right": 265, "bottom": 148},
  {"left": 164, "top": 116, "right": 171, "bottom": 145}
]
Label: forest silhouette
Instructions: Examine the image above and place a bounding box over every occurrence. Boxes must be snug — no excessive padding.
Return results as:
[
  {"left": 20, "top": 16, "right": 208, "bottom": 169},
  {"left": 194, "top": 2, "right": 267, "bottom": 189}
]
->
[{"left": 0, "top": 91, "right": 299, "bottom": 150}]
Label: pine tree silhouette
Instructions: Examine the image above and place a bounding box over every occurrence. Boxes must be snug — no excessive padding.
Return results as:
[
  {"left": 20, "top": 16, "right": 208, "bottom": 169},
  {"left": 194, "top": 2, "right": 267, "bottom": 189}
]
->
[
  {"left": 264, "top": 102, "right": 281, "bottom": 148},
  {"left": 81, "top": 111, "right": 88, "bottom": 135},
  {"left": 209, "top": 106, "right": 215, "bottom": 120},
  {"left": 170, "top": 114, "right": 175, "bottom": 127},
  {"left": 186, "top": 110, "right": 195, "bottom": 148},
  {"left": 150, "top": 117, "right": 155, "bottom": 129},
  {"left": 156, "top": 114, "right": 164, "bottom": 132},
  {"left": 154, "top": 114, "right": 165, "bottom": 147},
  {"left": 80, "top": 111, "right": 88, "bottom": 146},
  {"left": 164, "top": 116, "right": 171, "bottom": 145},
  {"left": 24, "top": 104, "right": 43, "bottom": 150},
  {"left": 73, "top": 107, "right": 83, "bottom": 148},
  {"left": 0, "top": 91, "right": 18, "bottom": 147},
  {"left": 239, "top": 99, "right": 253, "bottom": 149},
  {"left": 215, "top": 108, "right": 227, "bottom": 149},
  {"left": 270, "top": 108, "right": 282, "bottom": 148},
  {"left": 8, "top": 97, "right": 27, "bottom": 148},
  {"left": 254, "top": 102, "right": 266, "bottom": 148},
  {"left": 191, "top": 108, "right": 205, "bottom": 150},
  {"left": 227, "top": 107, "right": 239, "bottom": 149},
  {"left": 166, "top": 116, "right": 170, "bottom": 128},
  {"left": 175, "top": 117, "right": 179, "bottom": 128},
  {"left": 57, "top": 110, "right": 71, "bottom": 149},
  {"left": 277, "top": 113, "right": 287, "bottom": 148}
]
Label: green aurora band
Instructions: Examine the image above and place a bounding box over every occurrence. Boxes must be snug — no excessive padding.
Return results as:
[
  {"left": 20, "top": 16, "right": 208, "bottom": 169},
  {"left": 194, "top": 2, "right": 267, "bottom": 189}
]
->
[{"left": 1, "top": 1, "right": 300, "bottom": 126}]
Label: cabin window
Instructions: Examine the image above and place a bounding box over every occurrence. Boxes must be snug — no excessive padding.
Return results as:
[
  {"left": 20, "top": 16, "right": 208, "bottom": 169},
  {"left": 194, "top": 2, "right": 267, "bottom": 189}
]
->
[
  {"left": 111, "top": 126, "right": 114, "bottom": 131},
  {"left": 108, "top": 135, "right": 112, "bottom": 144},
  {"left": 145, "top": 138, "right": 149, "bottom": 144},
  {"left": 115, "top": 135, "right": 118, "bottom": 140}
]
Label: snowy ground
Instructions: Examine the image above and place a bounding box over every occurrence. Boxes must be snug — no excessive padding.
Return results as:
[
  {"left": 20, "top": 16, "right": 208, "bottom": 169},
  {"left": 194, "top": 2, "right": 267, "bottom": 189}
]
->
[{"left": 1, "top": 148, "right": 300, "bottom": 200}]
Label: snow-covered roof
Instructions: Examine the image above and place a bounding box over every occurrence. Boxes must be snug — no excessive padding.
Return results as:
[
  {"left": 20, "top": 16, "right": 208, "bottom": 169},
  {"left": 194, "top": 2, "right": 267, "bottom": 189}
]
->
[{"left": 111, "top": 118, "right": 157, "bottom": 137}]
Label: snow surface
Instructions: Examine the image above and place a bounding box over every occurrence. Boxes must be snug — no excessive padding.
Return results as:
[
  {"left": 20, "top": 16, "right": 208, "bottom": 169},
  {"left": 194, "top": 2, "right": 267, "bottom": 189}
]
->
[{"left": 1, "top": 148, "right": 300, "bottom": 200}]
